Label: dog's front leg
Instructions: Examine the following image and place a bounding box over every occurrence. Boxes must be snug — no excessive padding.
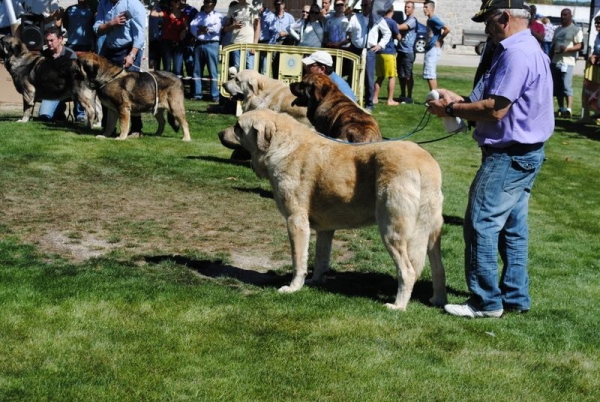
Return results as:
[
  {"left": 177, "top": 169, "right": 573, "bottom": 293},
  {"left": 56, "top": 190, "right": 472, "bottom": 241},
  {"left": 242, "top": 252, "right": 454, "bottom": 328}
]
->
[
  {"left": 278, "top": 213, "right": 311, "bottom": 294},
  {"left": 74, "top": 87, "right": 96, "bottom": 128},
  {"left": 116, "top": 108, "right": 131, "bottom": 140},
  {"left": 306, "top": 230, "right": 334, "bottom": 285},
  {"left": 18, "top": 93, "right": 35, "bottom": 123}
]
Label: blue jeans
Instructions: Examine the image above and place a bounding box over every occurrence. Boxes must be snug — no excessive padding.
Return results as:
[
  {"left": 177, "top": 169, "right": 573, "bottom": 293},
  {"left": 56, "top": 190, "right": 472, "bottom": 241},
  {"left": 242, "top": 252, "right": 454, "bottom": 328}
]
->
[
  {"left": 39, "top": 99, "right": 65, "bottom": 120},
  {"left": 160, "top": 40, "right": 184, "bottom": 76},
  {"left": 464, "top": 143, "right": 545, "bottom": 311},
  {"left": 193, "top": 41, "right": 220, "bottom": 100},
  {"left": 232, "top": 49, "right": 256, "bottom": 71},
  {"left": 364, "top": 49, "right": 376, "bottom": 107},
  {"left": 40, "top": 99, "right": 84, "bottom": 120}
]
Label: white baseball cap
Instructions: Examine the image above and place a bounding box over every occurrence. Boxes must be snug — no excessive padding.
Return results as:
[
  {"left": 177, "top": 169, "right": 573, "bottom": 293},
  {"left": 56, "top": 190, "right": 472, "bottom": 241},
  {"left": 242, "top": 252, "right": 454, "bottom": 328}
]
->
[{"left": 302, "top": 51, "right": 333, "bottom": 67}]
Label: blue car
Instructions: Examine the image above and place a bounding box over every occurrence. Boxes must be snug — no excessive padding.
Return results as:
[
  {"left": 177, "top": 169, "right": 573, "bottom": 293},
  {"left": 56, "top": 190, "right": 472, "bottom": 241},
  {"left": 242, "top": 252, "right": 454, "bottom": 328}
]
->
[
  {"left": 392, "top": 11, "right": 428, "bottom": 54},
  {"left": 414, "top": 21, "right": 427, "bottom": 53}
]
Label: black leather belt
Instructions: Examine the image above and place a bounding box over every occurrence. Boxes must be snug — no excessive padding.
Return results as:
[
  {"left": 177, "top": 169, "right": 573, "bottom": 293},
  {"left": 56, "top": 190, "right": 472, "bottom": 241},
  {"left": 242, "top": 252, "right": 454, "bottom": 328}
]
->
[{"left": 482, "top": 142, "right": 543, "bottom": 156}]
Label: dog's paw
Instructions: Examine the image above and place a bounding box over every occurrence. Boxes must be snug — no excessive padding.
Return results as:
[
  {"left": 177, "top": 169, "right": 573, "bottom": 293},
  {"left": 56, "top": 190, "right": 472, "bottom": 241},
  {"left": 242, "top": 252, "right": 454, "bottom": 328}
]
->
[
  {"left": 384, "top": 303, "right": 407, "bottom": 311},
  {"left": 16, "top": 118, "right": 28, "bottom": 123},
  {"left": 278, "top": 285, "right": 300, "bottom": 294}
]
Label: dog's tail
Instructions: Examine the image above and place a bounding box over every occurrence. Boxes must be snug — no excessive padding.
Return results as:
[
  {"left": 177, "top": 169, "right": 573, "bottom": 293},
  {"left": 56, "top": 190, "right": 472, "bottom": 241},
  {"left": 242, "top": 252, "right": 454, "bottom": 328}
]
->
[{"left": 167, "top": 112, "right": 181, "bottom": 133}]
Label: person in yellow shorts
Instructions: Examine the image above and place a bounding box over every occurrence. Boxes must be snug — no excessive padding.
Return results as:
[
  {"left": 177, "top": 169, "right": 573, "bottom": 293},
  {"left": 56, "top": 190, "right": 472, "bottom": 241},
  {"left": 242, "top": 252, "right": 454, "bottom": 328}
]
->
[{"left": 373, "top": 6, "right": 401, "bottom": 106}]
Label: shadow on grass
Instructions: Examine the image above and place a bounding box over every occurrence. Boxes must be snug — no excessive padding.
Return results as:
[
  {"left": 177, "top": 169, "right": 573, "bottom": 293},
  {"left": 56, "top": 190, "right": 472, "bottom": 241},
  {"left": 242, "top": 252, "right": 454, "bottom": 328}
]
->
[
  {"left": 443, "top": 215, "right": 464, "bottom": 226},
  {"left": 554, "top": 118, "right": 600, "bottom": 141},
  {"left": 187, "top": 155, "right": 251, "bottom": 169},
  {"left": 145, "top": 255, "right": 468, "bottom": 306},
  {"left": 40, "top": 121, "right": 95, "bottom": 136},
  {"left": 233, "top": 186, "right": 273, "bottom": 199}
]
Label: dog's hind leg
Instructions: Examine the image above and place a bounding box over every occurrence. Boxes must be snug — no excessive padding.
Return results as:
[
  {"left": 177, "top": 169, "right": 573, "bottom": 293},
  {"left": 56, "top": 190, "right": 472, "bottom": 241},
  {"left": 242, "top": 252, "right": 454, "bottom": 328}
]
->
[
  {"left": 377, "top": 180, "right": 421, "bottom": 311},
  {"left": 154, "top": 109, "right": 166, "bottom": 136},
  {"left": 383, "top": 237, "right": 417, "bottom": 311},
  {"left": 169, "top": 96, "right": 191, "bottom": 141},
  {"left": 278, "top": 212, "right": 311, "bottom": 294},
  {"left": 176, "top": 114, "right": 191, "bottom": 142},
  {"left": 427, "top": 218, "right": 447, "bottom": 307},
  {"left": 306, "top": 230, "right": 334, "bottom": 285}
]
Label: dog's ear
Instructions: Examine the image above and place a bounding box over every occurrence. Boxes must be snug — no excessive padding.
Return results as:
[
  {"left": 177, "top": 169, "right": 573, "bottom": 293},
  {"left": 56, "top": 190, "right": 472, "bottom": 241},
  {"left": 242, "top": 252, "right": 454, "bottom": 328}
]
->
[
  {"left": 313, "top": 76, "right": 331, "bottom": 102},
  {"left": 10, "top": 37, "right": 28, "bottom": 57},
  {"left": 248, "top": 76, "right": 259, "bottom": 95},
  {"left": 253, "top": 118, "right": 276, "bottom": 152}
]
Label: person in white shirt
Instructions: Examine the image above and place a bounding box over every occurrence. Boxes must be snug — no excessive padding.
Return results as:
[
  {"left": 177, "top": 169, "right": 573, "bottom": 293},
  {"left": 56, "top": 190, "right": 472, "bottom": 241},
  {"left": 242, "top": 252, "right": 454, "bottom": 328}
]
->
[
  {"left": 223, "top": 0, "right": 260, "bottom": 70},
  {"left": 288, "top": 3, "right": 324, "bottom": 48}
]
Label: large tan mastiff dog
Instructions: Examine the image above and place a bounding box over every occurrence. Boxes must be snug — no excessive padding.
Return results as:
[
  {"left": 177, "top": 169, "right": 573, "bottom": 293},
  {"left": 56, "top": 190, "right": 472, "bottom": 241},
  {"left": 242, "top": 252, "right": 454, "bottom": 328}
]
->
[
  {"left": 222, "top": 69, "right": 310, "bottom": 125},
  {"left": 218, "top": 110, "right": 447, "bottom": 311}
]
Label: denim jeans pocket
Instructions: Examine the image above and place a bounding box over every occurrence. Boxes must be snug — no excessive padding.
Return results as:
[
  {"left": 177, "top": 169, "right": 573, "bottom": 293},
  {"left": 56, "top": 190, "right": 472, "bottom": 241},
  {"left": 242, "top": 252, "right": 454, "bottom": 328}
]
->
[{"left": 503, "top": 153, "right": 543, "bottom": 195}]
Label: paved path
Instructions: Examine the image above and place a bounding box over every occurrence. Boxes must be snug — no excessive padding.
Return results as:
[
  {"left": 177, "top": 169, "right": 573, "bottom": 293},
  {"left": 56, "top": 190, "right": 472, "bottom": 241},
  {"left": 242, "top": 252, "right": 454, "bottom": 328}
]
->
[{"left": 417, "top": 51, "right": 586, "bottom": 76}]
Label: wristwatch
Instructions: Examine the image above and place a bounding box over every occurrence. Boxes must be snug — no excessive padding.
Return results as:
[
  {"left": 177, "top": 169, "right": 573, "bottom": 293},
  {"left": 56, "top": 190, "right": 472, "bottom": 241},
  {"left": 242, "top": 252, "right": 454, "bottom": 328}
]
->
[{"left": 445, "top": 102, "right": 455, "bottom": 117}]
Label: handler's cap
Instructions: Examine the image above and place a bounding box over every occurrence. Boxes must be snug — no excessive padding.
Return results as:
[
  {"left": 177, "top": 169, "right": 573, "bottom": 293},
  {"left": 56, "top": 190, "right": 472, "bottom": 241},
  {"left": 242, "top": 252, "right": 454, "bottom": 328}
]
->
[
  {"left": 302, "top": 51, "right": 333, "bottom": 67},
  {"left": 471, "top": 0, "right": 526, "bottom": 23}
]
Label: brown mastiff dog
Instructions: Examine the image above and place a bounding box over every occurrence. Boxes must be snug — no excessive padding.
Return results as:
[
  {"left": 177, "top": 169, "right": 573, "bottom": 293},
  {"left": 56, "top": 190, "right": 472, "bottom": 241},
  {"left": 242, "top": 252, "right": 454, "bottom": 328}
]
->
[
  {"left": 77, "top": 53, "right": 191, "bottom": 141},
  {"left": 218, "top": 110, "right": 447, "bottom": 311},
  {"left": 290, "top": 73, "right": 382, "bottom": 143},
  {"left": 0, "top": 35, "right": 96, "bottom": 125}
]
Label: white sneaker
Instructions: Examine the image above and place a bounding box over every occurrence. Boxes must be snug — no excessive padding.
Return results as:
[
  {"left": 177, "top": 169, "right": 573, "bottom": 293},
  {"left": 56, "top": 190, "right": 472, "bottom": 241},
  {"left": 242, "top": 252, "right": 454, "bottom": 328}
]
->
[{"left": 444, "top": 303, "right": 503, "bottom": 318}]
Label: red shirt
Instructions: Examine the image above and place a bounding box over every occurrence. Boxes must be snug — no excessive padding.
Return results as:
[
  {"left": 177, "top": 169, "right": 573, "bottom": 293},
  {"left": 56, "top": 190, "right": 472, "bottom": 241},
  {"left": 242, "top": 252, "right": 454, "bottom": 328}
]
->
[{"left": 162, "top": 12, "right": 188, "bottom": 41}]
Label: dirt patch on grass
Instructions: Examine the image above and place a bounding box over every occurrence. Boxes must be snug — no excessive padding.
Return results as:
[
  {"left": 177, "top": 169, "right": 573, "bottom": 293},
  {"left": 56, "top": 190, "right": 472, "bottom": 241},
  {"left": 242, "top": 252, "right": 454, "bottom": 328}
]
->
[{"left": 1, "top": 175, "right": 292, "bottom": 270}]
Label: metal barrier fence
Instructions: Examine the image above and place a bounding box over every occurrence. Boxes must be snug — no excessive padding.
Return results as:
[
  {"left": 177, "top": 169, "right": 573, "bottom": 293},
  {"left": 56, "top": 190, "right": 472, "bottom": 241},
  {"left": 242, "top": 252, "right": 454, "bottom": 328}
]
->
[{"left": 219, "top": 43, "right": 366, "bottom": 107}]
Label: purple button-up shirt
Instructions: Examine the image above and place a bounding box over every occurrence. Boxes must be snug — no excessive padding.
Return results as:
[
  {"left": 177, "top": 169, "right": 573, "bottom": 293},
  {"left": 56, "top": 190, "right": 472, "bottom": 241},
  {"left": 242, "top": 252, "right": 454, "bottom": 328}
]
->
[{"left": 473, "top": 29, "right": 554, "bottom": 148}]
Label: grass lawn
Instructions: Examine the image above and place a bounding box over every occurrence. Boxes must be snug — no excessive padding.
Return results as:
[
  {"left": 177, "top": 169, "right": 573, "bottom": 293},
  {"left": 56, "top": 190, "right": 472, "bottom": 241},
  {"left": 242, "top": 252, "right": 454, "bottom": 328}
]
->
[{"left": 0, "top": 64, "right": 599, "bottom": 401}]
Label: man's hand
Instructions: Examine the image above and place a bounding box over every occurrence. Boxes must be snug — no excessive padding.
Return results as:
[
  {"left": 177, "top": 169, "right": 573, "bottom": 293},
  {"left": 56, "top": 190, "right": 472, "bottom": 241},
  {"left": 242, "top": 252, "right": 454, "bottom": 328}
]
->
[{"left": 110, "top": 13, "right": 128, "bottom": 29}]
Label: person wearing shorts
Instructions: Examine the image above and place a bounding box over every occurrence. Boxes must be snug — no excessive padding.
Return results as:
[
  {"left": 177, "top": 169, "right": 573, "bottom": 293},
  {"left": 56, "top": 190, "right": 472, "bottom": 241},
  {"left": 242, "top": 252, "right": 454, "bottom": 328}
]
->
[
  {"left": 373, "top": 6, "right": 400, "bottom": 105},
  {"left": 423, "top": 0, "right": 450, "bottom": 90},
  {"left": 551, "top": 8, "right": 583, "bottom": 118},
  {"left": 396, "top": 1, "right": 417, "bottom": 103}
]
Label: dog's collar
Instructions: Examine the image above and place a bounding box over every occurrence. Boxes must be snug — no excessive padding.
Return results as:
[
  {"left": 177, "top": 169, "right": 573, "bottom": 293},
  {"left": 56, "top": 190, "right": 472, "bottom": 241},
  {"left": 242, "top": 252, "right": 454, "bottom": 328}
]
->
[{"left": 97, "top": 68, "right": 127, "bottom": 90}]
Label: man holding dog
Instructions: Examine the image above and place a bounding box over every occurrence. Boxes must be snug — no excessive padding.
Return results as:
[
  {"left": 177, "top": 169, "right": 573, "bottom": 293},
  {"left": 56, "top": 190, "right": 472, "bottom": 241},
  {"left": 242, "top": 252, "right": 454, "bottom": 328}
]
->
[
  {"left": 38, "top": 26, "right": 78, "bottom": 122},
  {"left": 427, "top": 0, "right": 553, "bottom": 318},
  {"left": 94, "top": 0, "right": 147, "bottom": 137},
  {"left": 302, "top": 50, "right": 356, "bottom": 102}
]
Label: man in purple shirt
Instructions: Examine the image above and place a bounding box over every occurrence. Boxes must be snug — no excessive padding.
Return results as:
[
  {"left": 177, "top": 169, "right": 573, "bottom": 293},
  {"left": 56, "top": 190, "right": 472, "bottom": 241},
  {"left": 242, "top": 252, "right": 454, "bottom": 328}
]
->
[{"left": 428, "top": 0, "right": 554, "bottom": 318}]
